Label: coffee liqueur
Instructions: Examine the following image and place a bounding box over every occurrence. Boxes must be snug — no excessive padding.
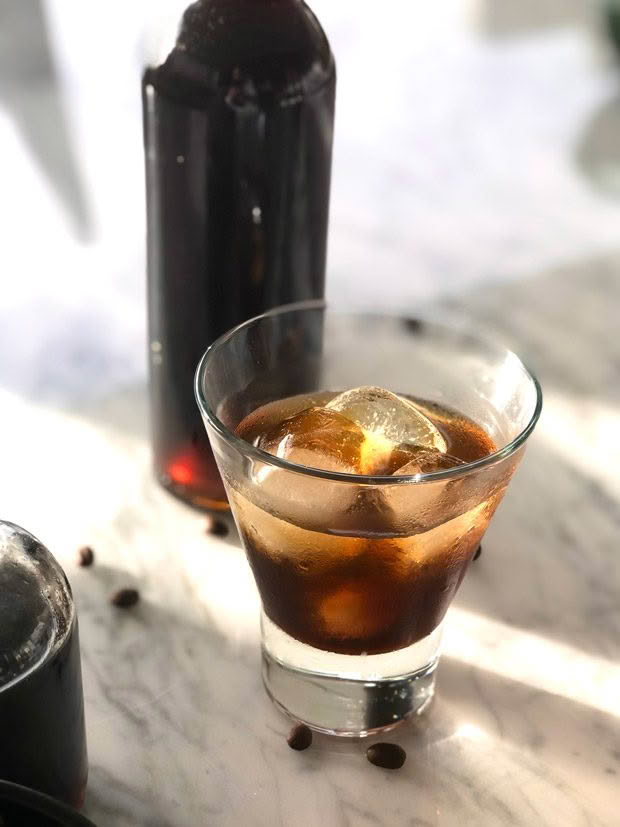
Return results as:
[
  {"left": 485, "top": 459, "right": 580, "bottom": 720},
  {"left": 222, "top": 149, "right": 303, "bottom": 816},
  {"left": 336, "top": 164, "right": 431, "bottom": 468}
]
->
[
  {"left": 143, "top": 0, "right": 336, "bottom": 509},
  {"left": 234, "top": 391, "right": 499, "bottom": 655}
]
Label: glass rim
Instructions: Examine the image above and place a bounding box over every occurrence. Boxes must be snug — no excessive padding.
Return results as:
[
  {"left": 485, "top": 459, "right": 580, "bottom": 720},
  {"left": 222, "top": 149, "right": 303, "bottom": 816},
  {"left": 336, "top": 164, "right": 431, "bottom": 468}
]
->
[{"left": 195, "top": 300, "right": 543, "bottom": 486}]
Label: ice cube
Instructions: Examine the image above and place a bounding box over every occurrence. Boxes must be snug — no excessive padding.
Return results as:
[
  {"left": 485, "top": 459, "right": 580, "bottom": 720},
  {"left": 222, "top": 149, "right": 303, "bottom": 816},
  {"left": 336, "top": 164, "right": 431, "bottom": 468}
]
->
[
  {"left": 326, "top": 386, "right": 447, "bottom": 474},
  {"left": 392, "top": 446, "right": 466, "bottom": 476},
  {"left": 384, "top": 450, "right": 475, "bottom": 537},
  {"left": 249, "top": 407, "right": 398, "bottom": 535},
  {"left": 335, "top": 486, "right": 398, "bottom": 536},
  {"left": 317, "top": 581, "right": 388, "bottom": 640},
  {"left": 246, "top": 392, "right": 453, "bottom": 536},
  {"left": 257, "top": 406, "right": 367, "bottom": 473}
]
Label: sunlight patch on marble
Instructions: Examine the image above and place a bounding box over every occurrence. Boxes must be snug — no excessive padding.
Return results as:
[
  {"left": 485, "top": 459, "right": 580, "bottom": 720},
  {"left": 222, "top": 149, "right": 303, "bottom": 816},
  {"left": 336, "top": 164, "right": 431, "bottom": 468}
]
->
[
  {"left": 179, "top": 534, "right": 620, "bottom": 722},
  {"left": 0, "top": 389, "right": 149, "bottom": 543},
  {"left": 453, "top": 721, "right": 488, "bottom": 740},
  {"left": 179, "top": 531, "right": 261, "bottom": 646},
  {"left": 537, "top": 390, "right": 620, "bottom": 498},
  {"left": 445, "top": 607, "right": 620, "bottom": 717}
]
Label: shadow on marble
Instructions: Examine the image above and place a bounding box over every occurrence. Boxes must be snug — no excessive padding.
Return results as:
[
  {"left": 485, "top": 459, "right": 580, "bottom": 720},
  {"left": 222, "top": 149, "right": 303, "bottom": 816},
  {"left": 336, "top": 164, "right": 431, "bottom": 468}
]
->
[
  {"left": 439, "top": 251, "right": 620, "bottom": 408},
  {"left": 436, "top": 655, "right": 620, "bottom": 777},
  {"left": 454, "top": 436, "right": 620, "bottom": 661},
  {"left": 576, "top": 92, "right": 620, "bottom": 200},
  {"left": 441, "top": 653, "right": 619, "bottom": 761},
  {"left": 79, "top": 597, "right": 618, "bottom": 827},
  {"left": 292, "top": 656, "right": 618, "bottom": 825},
  {"left": 292, "top": 655, "right": 619, "bottom": 760},
  {"left": 63, "top": 511, "right": 620, "bottom": 827},
  {"left": 431, "top": 251, "right": 620, "bottom": 663},
  {"left": 209, "top": 511, "right": 242, "bottom": 549},
  {"left": 0, "top": 0, "right": 91, "bottom": 237},
  {"left": 394, "top": 657, "right": 617, "bottom": 824},
  {"left": 478, "top": 0, "right": 601, "bottom": 38},
  {"left": 76, "top": 595, "right": 266, "bottom": 826}
]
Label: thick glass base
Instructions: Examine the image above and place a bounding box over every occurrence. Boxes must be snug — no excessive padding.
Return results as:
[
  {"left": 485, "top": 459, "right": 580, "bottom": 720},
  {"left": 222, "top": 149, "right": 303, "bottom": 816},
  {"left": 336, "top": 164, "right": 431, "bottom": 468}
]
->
[{"left": 261, "top": 612, "right": 441, "bottom": 736}]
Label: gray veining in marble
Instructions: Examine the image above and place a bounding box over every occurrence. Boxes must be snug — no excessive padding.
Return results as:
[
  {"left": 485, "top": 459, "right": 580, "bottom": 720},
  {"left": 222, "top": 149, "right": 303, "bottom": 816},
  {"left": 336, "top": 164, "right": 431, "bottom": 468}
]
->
[{"left": 1, "top": 249, "right": 617, "bottom": 826}]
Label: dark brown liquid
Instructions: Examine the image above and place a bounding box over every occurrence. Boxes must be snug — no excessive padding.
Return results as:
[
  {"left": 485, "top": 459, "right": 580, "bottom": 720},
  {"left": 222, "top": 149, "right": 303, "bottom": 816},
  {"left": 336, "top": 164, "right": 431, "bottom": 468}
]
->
[
  {"left": 233, "top": 393, "right": 504, "bottom": 655},
  {"left": 0, "top": 618, "right": 88, "bottom": 809},
  {"left": 143, "top": 0, "right": 335, "bottom": 509}
]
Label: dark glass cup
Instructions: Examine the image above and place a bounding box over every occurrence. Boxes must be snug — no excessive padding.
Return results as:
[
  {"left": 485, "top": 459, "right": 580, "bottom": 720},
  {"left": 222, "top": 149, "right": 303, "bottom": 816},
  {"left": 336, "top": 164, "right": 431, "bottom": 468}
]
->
[
  {"left": 0, "top": 522, "right": 88, "bottom": 809},
  {"left": 0, "top": 781, "right": 96, "bottom": 826}
]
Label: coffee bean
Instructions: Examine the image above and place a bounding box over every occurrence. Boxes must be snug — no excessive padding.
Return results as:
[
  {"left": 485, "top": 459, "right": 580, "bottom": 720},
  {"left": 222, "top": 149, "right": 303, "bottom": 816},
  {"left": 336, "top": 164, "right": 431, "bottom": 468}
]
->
[
  {"left": 77, "top": 546, "right": 95, "bottom": 567},
  {"left": 401, "top": 317, "right": 424, "bottom": 334},
  {"left": 366, "top": 743, "right": 406, "bottom": 770},
  {"left": 110, "top": 588, "right": 140, "bottom": 608},
  {"left": 473, "top": 544, "right": 482, "bottom": 561},
  {"left": 287, "top": 724, "right": 313, "bottom": 751},
  {"left": 205, "top": 516, "right": 229, "bottom": 537}
]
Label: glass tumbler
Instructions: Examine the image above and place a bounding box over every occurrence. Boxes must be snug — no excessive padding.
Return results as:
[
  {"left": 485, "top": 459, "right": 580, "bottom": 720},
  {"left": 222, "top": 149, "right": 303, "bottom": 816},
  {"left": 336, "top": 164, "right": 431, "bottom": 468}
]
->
[{"left": 195, "top": 302, "right": 542, "bottom": 735}]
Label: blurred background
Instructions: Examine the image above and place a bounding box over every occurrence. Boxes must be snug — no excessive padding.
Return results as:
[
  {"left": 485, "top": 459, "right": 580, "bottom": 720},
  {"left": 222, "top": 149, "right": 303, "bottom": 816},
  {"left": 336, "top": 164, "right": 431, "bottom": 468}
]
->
[
  {"left": 0, "top": 0, "right": 620, "bottom": 399},
  {"left": 1, "top": 0, "right": 620, "bottom": 410}
]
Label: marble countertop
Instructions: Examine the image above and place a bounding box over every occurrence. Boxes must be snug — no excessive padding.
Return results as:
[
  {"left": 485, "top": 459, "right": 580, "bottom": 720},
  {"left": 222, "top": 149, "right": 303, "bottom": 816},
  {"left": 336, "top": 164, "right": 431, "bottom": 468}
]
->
[
  {"left": 3, "top": 253, "right": 619, "bottom": 827},
  {"left": 1, "top": 2, "right": 620, "bottom": 825}
]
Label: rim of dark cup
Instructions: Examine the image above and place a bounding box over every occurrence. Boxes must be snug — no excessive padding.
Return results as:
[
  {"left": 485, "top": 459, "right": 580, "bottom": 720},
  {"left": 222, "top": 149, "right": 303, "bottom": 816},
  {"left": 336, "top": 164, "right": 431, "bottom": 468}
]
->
[{"left": 0, "top": 780, "right": 96, "bottom": 826}]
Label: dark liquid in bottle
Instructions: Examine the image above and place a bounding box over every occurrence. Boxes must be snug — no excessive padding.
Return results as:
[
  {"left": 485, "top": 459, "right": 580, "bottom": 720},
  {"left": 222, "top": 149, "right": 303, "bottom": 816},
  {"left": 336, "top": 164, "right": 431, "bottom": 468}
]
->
[
  {"left": 143, "top": 0, "right": 336, "bottom": 509},
  {"left": 233, "top": 393, "right": 505, "bottom": 655},
  {"left": 0, "top": 618, "right": 88, "bottom": 809}
]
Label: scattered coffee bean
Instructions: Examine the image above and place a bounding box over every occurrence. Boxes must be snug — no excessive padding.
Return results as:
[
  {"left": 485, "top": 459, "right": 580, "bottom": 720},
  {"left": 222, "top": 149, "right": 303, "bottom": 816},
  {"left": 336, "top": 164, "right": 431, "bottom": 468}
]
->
[
  {"left": 205, "top": 516, "right": 229, "bottom": 538},
  {"left": 473, "top": 544, "right": 482, "bottom": 561},
  {"left": 366, "top": 743, "right": 406, "bottom": 770},
  {"left": 77, "top": 546, "right": 95, "bottom": 567},
  {"left": 287, "top": 724, "right": 313, "bottom": 751},
  {"left": 402, "top": 317, "right": 423, "bottom": 334},
  {"left": 110, "top": 588, "right": 140, "bottom": 608}
]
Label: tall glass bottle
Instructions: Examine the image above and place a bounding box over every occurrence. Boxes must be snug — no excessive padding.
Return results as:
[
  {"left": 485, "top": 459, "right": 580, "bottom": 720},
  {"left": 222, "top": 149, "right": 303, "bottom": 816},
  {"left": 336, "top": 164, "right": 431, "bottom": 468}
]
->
[{"left": 143, "top": 0, "right": 336, "bottom": 509}]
